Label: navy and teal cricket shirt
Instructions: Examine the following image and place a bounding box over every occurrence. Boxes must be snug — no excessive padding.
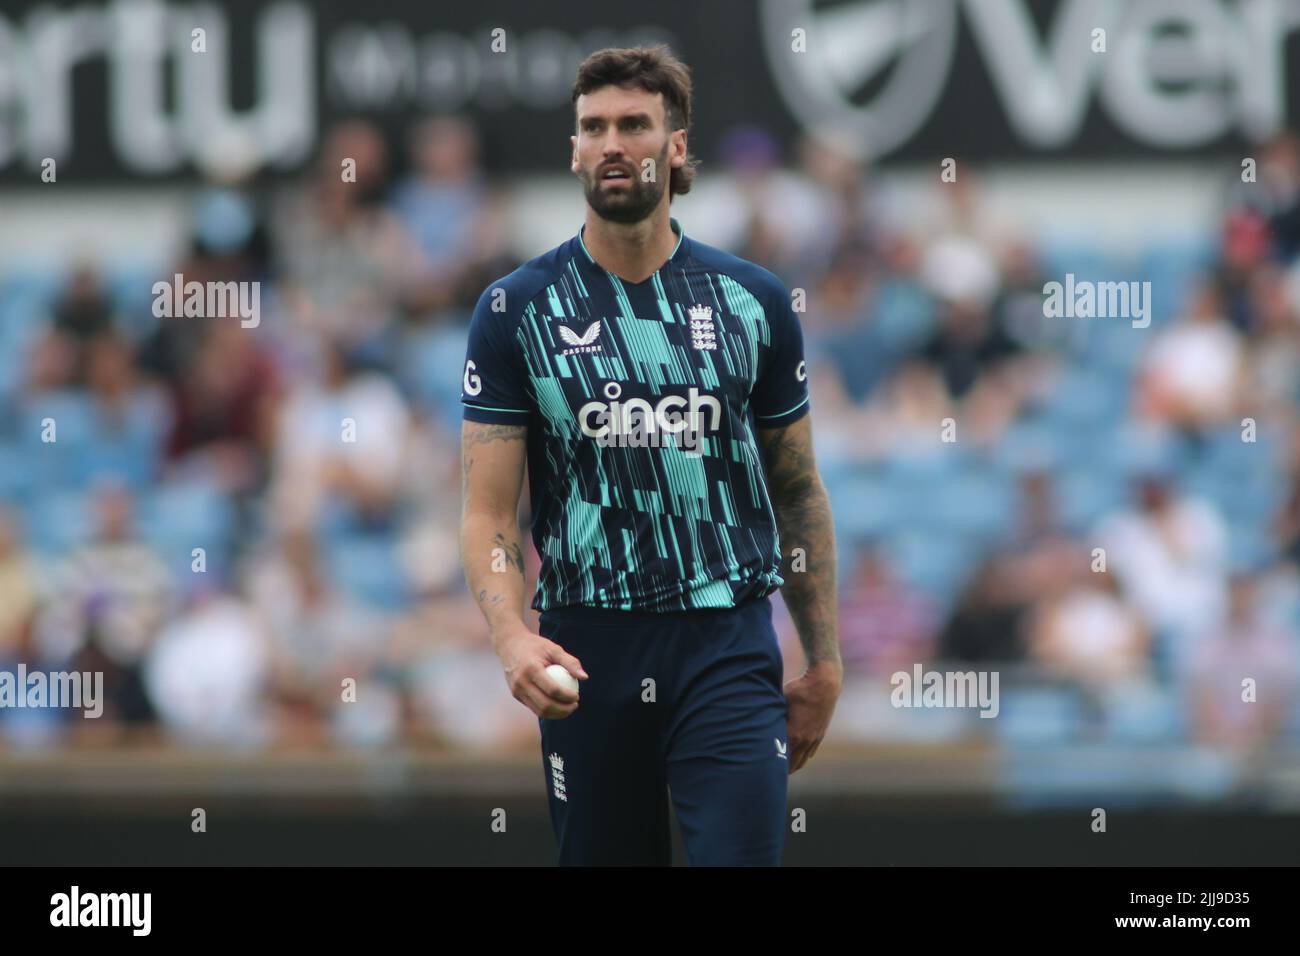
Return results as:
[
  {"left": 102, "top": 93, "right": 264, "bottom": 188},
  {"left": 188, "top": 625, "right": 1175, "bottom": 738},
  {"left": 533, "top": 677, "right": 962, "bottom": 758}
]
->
[{"left": 461, "top": 217, "right": 811, "bottom": 612}]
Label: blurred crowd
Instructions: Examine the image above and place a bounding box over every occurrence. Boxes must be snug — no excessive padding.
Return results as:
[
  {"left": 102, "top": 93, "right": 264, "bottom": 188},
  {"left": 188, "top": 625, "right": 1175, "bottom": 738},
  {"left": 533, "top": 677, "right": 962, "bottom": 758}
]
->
[{"left": 0, "top": 115, "right": 1298, "bottom": 763}]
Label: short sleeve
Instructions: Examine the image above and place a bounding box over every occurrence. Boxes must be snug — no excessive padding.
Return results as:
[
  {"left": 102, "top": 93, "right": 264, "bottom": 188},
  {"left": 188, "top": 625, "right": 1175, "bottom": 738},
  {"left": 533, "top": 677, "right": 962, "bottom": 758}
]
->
[
  {"left": 461, "top": 284, "right": 532, "bottom": 425},
  {"left": 750, "top": 282, "right": 810, "bottom": 427}
]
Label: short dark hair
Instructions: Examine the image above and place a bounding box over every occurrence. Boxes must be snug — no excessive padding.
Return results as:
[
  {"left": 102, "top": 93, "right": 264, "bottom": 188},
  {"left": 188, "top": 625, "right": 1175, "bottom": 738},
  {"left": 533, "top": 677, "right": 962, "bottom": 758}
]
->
[{"left": 571, "top": 45, "right": 699, "bottom": 196}]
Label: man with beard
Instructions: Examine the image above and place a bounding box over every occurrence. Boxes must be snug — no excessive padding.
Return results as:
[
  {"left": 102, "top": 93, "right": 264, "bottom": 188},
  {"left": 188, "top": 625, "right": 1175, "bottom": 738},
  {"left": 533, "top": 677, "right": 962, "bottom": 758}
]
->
[{"left": 458, "top": 45, "right": 841, "bottom": 866}]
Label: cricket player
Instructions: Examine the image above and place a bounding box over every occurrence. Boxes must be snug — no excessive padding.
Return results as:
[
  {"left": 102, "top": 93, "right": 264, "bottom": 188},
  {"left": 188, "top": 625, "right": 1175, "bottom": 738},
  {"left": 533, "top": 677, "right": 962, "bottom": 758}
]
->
[{"left": 459, "top": 45, "right": 841, "bottom": 865}]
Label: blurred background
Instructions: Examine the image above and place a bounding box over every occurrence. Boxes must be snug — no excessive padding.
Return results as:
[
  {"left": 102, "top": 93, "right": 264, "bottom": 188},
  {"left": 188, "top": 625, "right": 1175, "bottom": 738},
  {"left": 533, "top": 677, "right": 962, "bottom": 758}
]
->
[{"left": 1, "top": 0, "right": 1299, "bottom": 863}]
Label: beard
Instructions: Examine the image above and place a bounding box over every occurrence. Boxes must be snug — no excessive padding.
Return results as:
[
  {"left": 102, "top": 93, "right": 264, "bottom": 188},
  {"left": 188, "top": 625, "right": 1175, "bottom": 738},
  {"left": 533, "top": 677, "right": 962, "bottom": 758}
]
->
[{"left": 581, "top": 144, "right": 669, "bottom": 224}]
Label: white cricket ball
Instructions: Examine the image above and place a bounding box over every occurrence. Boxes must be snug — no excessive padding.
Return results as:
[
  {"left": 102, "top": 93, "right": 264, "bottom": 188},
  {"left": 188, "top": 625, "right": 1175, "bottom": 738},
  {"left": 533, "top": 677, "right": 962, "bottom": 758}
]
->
[{"left": 545, "top": 664, "right": 580, "bottom": 695}]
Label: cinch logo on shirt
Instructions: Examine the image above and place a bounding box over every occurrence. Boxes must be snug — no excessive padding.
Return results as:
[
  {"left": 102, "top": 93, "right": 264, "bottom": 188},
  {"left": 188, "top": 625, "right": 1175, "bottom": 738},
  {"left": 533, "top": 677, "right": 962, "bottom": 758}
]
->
[{"left": 577, "top": 381, "right": 722, "bottom": 450}]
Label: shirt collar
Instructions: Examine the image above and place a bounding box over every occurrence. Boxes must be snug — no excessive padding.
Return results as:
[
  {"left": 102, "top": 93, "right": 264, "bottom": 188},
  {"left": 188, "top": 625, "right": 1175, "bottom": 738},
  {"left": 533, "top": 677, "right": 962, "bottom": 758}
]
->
[{"left": 577, "top": 217, "right": 686, "bottom": 278}]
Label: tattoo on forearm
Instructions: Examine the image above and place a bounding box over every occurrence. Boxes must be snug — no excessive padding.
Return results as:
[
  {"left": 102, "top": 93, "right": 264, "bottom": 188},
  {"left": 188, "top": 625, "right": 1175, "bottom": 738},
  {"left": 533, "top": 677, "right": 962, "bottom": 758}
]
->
[
  {"left": 461, "top": 422, "right": 528, "bottom": 627},
  {"left": 761, "top": 422, "right": 841, "bottom": 669},
  {"left": 492, "top": 531, "right": 526, "bottom": 575},
  {"left": 775, "top": 489, "right": 840, "bottom": 668}
]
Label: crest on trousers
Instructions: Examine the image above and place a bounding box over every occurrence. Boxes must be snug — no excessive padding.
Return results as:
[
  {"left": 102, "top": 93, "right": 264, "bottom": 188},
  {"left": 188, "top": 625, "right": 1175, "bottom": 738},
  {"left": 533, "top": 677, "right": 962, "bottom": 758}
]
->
[{"left": 548, "top": 752, "right": 568, "bottom": 801}]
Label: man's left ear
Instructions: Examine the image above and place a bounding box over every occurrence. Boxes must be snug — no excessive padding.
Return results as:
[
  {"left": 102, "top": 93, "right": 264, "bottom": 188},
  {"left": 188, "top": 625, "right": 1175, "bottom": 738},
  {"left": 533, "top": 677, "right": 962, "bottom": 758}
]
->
[{"left": 670, "top": 131, "right": 687, "bottom": 168}]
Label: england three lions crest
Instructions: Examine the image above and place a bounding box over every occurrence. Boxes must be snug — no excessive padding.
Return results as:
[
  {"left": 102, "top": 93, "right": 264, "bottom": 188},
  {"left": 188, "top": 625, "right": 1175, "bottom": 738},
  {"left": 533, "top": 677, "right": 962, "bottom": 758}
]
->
[{"left": 688, "top": 304, "right": 717, "bottom": 350}]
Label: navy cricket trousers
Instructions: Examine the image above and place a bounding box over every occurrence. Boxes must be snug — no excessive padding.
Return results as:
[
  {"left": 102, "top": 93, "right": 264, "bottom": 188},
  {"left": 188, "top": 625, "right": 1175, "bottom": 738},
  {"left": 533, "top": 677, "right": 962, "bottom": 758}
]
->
[{"left": 536, "top": 595, "right": 790, "bottom": 866}]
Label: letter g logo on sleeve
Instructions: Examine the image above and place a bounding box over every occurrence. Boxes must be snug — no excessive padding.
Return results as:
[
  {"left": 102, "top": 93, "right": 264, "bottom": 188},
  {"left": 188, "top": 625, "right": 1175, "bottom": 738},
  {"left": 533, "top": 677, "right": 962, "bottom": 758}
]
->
[{"left": 463, "top": 360, "right": 483, "bottom": 396}]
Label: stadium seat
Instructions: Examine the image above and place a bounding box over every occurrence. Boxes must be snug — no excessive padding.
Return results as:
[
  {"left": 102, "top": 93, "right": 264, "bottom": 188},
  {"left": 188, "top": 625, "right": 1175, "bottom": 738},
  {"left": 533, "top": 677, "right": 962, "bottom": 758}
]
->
[
  {"left": 1101, "top": 683, "right": 1186, "bottom": 744},
  {"left": 139, "top": 480, "right": 236, "bottom": 578},
  {"left": 1040, "top": 366, "right": 1130, "bottom": 431},
  {"left": 884, "top": 529, "right": 982, "bottom": 599},
  {"left": 825, "top": 471, "right": 908, "bottom": 539},
  {"left": 1037, "top": 236, "right": 1115, "bottom": 285},
  {"left": 987, "top": 685, "right": 1086, "bottom": 748},
  {"left": 870, "top": 278, "right": 937, "bottom": 354},
  {"left": 398, "top": 323, "right": 471, "bottom": 434},
  {"left": 913, "top": 468, "right": 1015, "bottom": 541},
  {"left": 0, "top": 442, "right": 35, "bottom": 502},
  {"left": 1057, "top": 470, "right": 1131, "bottom": 533},
  {"left": 25, "top": 489, "right": 94, "bottom": 554},
  {"left": 324, "top": 533, "right": 411, "bottom": 610},
  {"left": 105, "top": 260, "right": 168, "bottom": 341}
]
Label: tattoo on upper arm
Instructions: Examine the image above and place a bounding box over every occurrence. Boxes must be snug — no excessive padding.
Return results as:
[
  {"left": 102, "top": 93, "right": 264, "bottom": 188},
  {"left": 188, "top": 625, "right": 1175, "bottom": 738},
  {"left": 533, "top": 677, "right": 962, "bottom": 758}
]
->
[
  {"left": 463, "top": 423, "right": 527, "bottom": 448},
  {"left": 461, "top": 422, "right": 526, "bottom": 486},
  {"left": 759, "top": 422, "right": 816, "bottom": 502}
]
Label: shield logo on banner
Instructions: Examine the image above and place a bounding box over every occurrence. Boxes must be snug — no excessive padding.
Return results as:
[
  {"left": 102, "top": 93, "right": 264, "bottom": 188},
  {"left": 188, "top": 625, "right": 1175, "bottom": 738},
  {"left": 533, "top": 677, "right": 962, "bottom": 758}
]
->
[{"left": 760, "top": 0, "right": 958, "bottom": 160}]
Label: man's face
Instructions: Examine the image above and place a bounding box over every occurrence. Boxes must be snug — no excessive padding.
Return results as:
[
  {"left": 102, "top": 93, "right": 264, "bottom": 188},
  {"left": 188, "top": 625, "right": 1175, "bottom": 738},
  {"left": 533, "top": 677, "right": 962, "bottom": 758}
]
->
[{"left": 571, "top": 85, "right": 685, "bottom": 224}]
